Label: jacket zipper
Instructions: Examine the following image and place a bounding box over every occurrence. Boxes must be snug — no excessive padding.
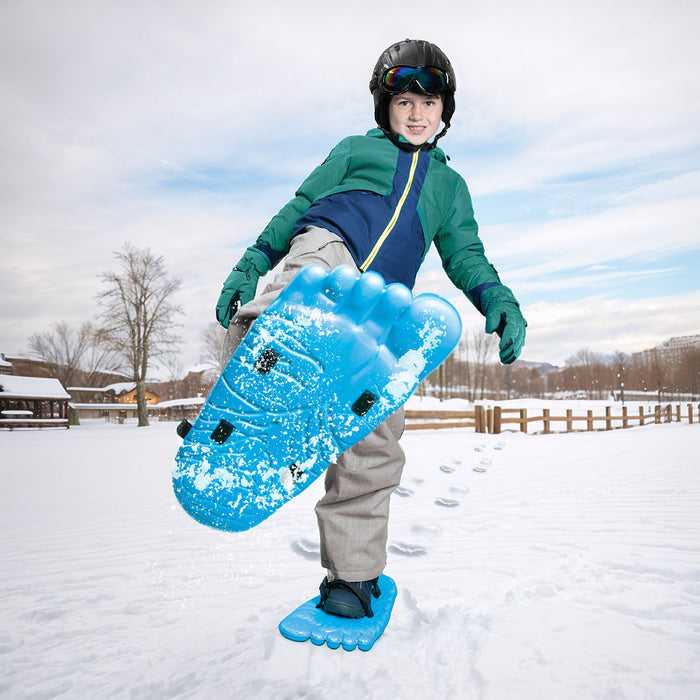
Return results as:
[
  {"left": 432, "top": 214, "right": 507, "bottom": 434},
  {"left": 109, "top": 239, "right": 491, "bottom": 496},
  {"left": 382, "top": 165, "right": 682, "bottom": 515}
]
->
[{"left": 360, "top": 150, "right": 420, "bottom": 272}]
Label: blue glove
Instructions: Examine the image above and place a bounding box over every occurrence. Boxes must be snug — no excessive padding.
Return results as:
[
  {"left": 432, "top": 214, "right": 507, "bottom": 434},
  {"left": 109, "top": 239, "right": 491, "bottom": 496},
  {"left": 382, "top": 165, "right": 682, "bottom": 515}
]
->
[
  {"left": 481, "top": 285, "right": 527, "bottom": 364},
  {"left": 215, "top": 247, "right": 271, "bottom": 328}
]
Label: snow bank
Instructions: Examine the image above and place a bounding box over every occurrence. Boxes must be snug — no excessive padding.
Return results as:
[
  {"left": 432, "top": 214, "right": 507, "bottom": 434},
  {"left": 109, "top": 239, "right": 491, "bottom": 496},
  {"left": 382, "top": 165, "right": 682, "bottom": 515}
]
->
[{"left": 1, "top": 418, "right": 699, "bottom": 698}]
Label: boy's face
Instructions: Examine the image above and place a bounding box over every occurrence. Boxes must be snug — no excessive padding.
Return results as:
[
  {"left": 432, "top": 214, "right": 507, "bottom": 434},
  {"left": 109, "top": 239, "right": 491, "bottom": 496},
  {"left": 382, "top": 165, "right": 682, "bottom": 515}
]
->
[{"left": 388, "top": 92, "right": 443, "bottom": 146}]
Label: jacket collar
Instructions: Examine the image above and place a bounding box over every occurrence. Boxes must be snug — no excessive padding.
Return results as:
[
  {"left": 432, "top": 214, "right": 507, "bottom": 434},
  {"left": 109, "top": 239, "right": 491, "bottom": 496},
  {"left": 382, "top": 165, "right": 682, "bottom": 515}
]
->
[{"left": 365, "top": 128, "right": 448, "bottom": 164}]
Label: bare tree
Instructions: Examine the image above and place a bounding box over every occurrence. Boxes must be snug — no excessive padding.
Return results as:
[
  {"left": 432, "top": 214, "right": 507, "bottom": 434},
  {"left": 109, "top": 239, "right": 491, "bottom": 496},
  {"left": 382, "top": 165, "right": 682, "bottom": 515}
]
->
[
  {"left": 452, "top": 332, "right": 473, "bottom": 400},
  {"left": 612, "top": 351, "right": 628, "bottom": 403},
  {"left": 563, "top": 348, "right": 603, "bottom": 397},
  {"left": 96, "top": 244, "right": 183, "bottom": 426},
  {"left": 420, "top": 328, "right": 497, "bottom": 401},
  {"left": 200, "top": 321, "right": 230, "bottom": 379},
  {"left": 472, "top": 328, "right": 497, "bottom": 401},
  {"left": 27, "top": 321, "right": 123, "bottom": 388},
  {"left": 675, "top": 347, "right": 700, "bottom": 397}
]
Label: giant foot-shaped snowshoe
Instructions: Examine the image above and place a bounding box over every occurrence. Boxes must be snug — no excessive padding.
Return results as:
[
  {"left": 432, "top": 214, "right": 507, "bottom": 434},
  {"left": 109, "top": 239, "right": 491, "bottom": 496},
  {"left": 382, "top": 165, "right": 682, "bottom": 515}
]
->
[
  {"left": 172, "top": 265, "right": 461, "bottom": 531},
  {"left": 278, "top": 574, "right": 397, "bottom": 651}
]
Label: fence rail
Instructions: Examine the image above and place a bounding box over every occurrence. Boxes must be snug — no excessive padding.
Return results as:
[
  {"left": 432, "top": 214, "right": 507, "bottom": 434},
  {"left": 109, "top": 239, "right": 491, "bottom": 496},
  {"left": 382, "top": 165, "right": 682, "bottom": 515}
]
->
[
  {"left": 405, "top": 403, "right": 700, "bottom": 435},
  {"left": 0, "top": 418, "right": 69, "bottom": 430}
]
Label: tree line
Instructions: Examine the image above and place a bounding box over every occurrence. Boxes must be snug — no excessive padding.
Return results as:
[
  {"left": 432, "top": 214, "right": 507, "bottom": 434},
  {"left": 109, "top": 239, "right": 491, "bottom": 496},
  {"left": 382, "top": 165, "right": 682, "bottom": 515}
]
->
[
  {"left": 419, "top": 339, "right": 700, "bottom": 402},
  {"left": 25, "top": 244, "right": 700, "bottom": 426}
]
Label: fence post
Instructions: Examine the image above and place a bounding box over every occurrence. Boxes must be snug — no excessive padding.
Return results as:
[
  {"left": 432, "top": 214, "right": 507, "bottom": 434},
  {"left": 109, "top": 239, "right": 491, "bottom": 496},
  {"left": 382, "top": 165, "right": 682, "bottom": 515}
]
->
[
  {"left": 689, "top": 404, "right": 693, "bottom": 424},
  {"left": 605, "top": 406, "right": 612, "bottom": 430},
  {"left": 587, "top": 409, "right": 593, "bottom": 431},
  {"left": 519, "top": 408, "right": 528, "bottom": 434},
  {"left": 486, "top": 408, "right": 494, "bottom": 434},
  {"left": 676, "top": 404, "right": 681, "bottom": 423},
  {"left": 566, "top": 409, "right": 573, "bottom": 433},
  {"left": 639, "top": 406, "right": 645, "bottom": 426},
  {"left": 474, "top": 405, "right": 484, "bottom": 434},
  {"left": 655, "top": 405, "right": 661, "bottom": 424},
  {"left": 622, "top": 406, "right": 628, "bottom": 429},
  {"left": 493, "top": 406, "right": 502, "bottom": 434},
  {"left": 543, "top": 408, "right": 551, "bottom": 434}
]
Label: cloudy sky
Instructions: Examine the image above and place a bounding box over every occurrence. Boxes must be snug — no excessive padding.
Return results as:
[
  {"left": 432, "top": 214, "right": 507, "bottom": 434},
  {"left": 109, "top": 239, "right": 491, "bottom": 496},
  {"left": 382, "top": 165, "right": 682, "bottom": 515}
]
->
[{"left": 2, "top": 0, "right": 699, "bottom": 376}]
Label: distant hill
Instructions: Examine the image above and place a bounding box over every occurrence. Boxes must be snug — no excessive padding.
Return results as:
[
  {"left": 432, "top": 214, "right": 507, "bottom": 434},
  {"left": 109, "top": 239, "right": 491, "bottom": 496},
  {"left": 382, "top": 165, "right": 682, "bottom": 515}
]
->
[{"left": 510, "top": 359, "right": 561, "bottom": 374}]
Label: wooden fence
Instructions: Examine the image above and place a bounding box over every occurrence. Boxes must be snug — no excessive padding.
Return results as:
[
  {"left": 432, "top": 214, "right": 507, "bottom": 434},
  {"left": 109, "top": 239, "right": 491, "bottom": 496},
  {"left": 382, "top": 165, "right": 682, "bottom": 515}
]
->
[{"left": 405, "top": 403, "right": 700, "bottom": 435}]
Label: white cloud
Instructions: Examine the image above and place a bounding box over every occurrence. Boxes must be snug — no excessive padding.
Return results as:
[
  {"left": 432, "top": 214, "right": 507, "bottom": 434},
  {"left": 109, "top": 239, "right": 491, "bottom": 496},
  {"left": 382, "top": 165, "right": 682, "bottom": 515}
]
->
[
  {"left": 522, "top": 291, "right": 700, "bottom": 365},
  {"left": 416, "top": 267, "right": 700, "bottom": 365},
  {"left": 1, "top": 0, "right": 699, "bottom": 376},
  {"left": 481, "top": 188, "right": 700, "bottom": 280}
]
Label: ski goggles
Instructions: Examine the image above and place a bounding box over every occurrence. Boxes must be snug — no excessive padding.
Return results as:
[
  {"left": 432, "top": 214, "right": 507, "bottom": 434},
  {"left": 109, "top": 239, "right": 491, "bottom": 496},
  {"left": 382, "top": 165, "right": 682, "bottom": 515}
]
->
[{"left": 382, "top": 65, "right": 449, "bottom": 95}]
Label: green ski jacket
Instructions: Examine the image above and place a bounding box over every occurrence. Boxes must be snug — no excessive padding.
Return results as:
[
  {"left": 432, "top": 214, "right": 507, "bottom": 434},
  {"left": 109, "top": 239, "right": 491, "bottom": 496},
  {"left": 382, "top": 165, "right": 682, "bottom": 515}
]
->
[{"left": 252, "top": 128, "right": 509, "bottom": 313}]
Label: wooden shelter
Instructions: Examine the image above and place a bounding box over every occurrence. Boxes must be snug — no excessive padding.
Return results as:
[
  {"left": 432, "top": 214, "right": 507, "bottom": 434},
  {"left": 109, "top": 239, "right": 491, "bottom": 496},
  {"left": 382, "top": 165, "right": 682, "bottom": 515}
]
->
[
  {"left": 0, "top": 376, "right": 71, "bottom": 429},
  {"left": 101, "top": 382, "right": 161, "bottom": 405},
  {"left": 117, "top": 386, "right": 161, "bottom": 405}
]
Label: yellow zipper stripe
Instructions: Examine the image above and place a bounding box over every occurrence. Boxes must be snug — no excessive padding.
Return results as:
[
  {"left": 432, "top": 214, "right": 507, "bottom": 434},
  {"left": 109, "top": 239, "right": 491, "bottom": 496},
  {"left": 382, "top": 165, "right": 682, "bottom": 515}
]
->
[{"left": 360, "top": 150, "right": 420, "bottom": 271}]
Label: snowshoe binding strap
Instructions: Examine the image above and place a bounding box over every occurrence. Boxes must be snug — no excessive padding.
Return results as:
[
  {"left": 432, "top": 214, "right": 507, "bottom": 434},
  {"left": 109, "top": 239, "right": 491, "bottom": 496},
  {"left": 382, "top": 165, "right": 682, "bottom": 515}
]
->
[{"left": 317, "top": 577, "right": 381, "bottom": 619}]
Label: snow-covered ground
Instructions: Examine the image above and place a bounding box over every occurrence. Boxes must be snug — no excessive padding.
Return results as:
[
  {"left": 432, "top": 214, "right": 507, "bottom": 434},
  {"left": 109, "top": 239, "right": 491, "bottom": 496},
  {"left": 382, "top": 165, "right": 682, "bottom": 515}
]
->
[{"left": 2, "top": 403, "right": 699, "bottom": 699}]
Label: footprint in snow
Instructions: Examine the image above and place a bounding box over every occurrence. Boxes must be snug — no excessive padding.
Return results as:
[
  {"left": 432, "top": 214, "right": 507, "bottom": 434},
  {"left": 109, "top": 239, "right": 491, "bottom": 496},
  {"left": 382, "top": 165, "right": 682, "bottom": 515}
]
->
[
  {"left": 290, "top": 538, "right": 320, "bottom": 561},
  {"left": 434, "top": 482, "right": 470, "bottom": 508},
  {"left": 473, "top": 458, "right": 492, "bottom": 473},
  {"left": 439, "top": 464, "right": 456, "bottom": 474},
  {"left": 394, "top": 486, "right": 415, "bottom": 498},
  {"left": 388, "top": 541, "right": 428, "bottom": 557},
  {"left": 395, "top": 475, "right": 428, "bottom": 498},
  {"left": 435, "top": 497, "right": 461, "bottom": 508},
  {"left": 449, "top": 484, "right": 470, "bottom": 497},
  {"left": 412, "top": 523, "right": 442, "bottom": 537}
]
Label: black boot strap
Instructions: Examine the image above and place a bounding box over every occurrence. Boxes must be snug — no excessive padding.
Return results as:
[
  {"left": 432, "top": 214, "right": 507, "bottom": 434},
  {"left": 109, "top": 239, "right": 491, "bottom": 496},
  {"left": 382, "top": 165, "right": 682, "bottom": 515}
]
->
[{"left": 317, "top": 577, "right": 381, "bottom": 618}]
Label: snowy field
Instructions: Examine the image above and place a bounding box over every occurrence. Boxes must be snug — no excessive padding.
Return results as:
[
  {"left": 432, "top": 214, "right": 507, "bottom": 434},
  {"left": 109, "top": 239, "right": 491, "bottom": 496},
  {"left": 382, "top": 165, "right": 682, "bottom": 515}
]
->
[{"left": 2, "top": 403, "right": 700, "bottom": 699}]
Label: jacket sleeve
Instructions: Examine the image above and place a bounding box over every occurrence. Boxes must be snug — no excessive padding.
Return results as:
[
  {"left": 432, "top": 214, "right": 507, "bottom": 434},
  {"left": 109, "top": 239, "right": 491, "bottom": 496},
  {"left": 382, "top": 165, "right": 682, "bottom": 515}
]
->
[
  {"left": 250, "top": 138, "right": 352, "bottom": 267},
  {"left": 433, "top": 176, "right": 510, "bottom": 315}
]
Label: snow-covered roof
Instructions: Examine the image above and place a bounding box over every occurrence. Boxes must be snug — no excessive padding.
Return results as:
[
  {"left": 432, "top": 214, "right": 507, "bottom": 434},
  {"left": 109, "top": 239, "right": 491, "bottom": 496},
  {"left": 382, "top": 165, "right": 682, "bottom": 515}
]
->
[
  {"left": 0, "top": 376, "right": 71, "bottom": 400},
  {"left": 66, "top": 387, "right": 115, "bottom": 393},
  {"left": 101, "top": 382, "right": 160, "bottom": 396},
  {"left": 154, "top": 397, "right": 205, "bottom": 409},
  {"left": 69, "top": 397, "right": 205, "bottom": 410},
  {"left": 104, "top": 382, "right": 137, "bottom": 394}
]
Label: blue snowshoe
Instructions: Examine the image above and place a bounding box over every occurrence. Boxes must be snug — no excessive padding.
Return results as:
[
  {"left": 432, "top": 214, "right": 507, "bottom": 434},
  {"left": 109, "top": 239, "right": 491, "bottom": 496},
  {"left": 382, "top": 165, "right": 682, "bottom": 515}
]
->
[{"left": 172, "top": 265, "right": 461, "bottom": 532}]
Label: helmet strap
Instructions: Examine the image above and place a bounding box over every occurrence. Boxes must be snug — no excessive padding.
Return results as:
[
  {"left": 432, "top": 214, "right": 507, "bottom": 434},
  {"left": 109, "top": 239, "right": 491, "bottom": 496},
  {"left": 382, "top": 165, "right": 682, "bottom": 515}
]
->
[
  {"left": 381, "top": 123, "right": 449, "bottom": 152},
  {"left": 382, "top": 129, "right": 420, "bottom": 152}
]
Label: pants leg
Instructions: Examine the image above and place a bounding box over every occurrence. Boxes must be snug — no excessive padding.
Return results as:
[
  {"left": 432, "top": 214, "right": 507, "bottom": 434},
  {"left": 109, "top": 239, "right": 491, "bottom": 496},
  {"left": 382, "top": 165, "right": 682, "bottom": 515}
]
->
[
  {"left": 315, "top": 407, "right": 405, "bottom": 582},
  {"left": 225, "top": 227, "right": 405, "bottom": 581}
]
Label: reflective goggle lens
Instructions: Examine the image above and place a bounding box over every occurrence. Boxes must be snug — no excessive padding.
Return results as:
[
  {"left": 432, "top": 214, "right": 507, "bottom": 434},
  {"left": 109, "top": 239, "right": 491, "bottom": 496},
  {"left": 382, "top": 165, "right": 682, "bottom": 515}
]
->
[{"left": 382, "top": 66, "right": 448, "bottom": 94}]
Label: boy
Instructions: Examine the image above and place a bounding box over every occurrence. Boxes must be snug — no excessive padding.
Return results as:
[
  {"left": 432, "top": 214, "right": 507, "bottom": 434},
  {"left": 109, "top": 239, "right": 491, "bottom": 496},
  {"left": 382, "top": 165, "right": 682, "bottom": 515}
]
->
[{"left": 215, "top": 39, "right": 526, "bottom": 618}]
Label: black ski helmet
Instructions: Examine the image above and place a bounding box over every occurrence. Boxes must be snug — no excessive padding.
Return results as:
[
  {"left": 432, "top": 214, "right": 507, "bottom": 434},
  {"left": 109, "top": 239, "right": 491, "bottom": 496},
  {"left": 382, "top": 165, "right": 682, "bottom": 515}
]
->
[{"left": 369, "top": 38, "right": 456, "bottom": 148}]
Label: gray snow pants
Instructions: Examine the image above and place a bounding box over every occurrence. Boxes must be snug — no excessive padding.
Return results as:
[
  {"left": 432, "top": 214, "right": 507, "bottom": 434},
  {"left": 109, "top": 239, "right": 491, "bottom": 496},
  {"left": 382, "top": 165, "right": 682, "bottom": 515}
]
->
[{"left": 226, "top": 226, "right": 405, "bottom": 581}]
